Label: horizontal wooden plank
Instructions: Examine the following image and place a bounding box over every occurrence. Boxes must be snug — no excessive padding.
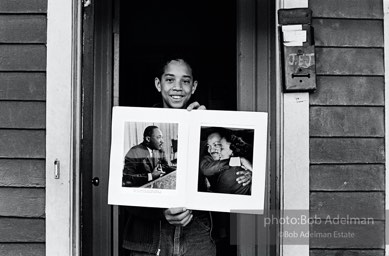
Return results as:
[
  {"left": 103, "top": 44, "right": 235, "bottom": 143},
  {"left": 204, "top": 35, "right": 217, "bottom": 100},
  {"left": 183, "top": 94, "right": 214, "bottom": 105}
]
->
[
  {"left": 310, "top": 138, "right": 385, "bottom": 164},
  {"left": 0, "top": 102, "right": 45, "bottom": 129},
  {"left": 313, "top": 19, "right": 383, "bottom": 47},
  {"left": 0, "top": 188, "right": 44, "bottom": 217},
  {"left": 0, "top": 244, "right": 45, "bottom": 256},
  {"left": 310, "top": 107, "right": 384, "bottom": 137},
  {"left": 0, "top": 130, "right": 45, "bottom": 158},
  {"left": 0, "top": 218, "right": 44, "bottom": 242},
  {"left": 310, "top": 249, "right": 385, "bottom": 256},
  {"left": 0, "top": 159, "right": 45, "bottom": 187},
  {"left": 0, "top": 45, "right": 46, "bottom": 71},
  {"left": 309, "top": 0, "right": 383, "bottom": 19},
  {"left": 310, "top": 76, "right": 384, "bottom": 106},
  {"left": 310, "top": 221, "right": 384, "bottom": 249},
  {"left": 316, "top": 48, "right": 384, "bottom": 75},
  {"left": 0, "top": 15, "right": 46, "bottom": 43},
  {"left": 0, "top": 1, "right": 46, "bottom": 13},
  {"left": 310, "top": 192, "right": 384, "bottom": 219},
  {"left": 310, "top": 165, "right": 384, "bottom": 191},
  {"left": 0, "top": 72, "right": 46, "bottom": 100}
]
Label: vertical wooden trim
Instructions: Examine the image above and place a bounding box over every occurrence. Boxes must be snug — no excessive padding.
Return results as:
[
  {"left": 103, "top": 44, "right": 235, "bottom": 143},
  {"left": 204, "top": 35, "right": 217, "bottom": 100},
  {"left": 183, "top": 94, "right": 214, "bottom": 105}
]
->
[
  {"left": 274, "top": 9, "right": 283, "bottom": 256},
  {"left": 278, "top": 0, "right": 309, "bottom": 256},
  {"left": 384, "top": 1, "right": 389, "bottom": 255},
  {"left": 281, "top": 93, "right": 309, "bottom": 256},
  {"left": 92, "top": 0, "right": 113, "bottom": 255},
  {"left": 113, "top": 1, "right": 120, "bottom": 255},
  {"left": 236, "top": 2, "right": 257, "bottom": 255},
  {"left": 237, "top": 0, "right": 257, "bottom": 111},
  {"left": 113, "top": 0, "right": 120, "bottom": 107},
  {"left": 46, "top": 0, "right": 81, "bottom": 255},
  {"left": 237, "top": 0, "right": 275, "bottom": 255},
  {"left": 80, "top": 1, "right": 95, "bottom": 254},
  {"left": 71, "top": 1, "right": 82, "bottom": 255}
]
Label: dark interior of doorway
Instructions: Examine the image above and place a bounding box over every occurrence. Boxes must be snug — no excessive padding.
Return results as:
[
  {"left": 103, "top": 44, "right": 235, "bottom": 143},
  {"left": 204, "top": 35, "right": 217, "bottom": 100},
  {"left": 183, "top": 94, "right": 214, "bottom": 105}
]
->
[
  {"left": 118, "top": 1, "right": 237, "bottom": 255},
  {"left": 119, "top": 0, "right": 237, "bottom": 110}
]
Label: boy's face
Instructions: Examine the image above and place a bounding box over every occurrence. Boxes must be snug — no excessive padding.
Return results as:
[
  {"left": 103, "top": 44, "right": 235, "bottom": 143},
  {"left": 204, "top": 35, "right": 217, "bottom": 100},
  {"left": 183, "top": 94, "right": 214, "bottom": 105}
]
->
[{"left": 155, "top": 60, "right": 198, "bottom": 109}]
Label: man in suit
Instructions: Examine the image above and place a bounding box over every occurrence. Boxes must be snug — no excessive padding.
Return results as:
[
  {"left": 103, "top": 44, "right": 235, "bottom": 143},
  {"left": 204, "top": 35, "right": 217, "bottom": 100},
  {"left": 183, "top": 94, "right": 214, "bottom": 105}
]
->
[{"left": 122, "top": 125, "right": 174, "bottom": 187}]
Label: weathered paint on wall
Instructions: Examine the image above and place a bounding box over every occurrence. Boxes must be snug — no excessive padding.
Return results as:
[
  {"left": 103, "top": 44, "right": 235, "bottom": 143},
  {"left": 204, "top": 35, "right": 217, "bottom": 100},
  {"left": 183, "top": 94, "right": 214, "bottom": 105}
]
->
[
  {"left": 0, "top": 0, "right": 47, "bottom": 255},
  {"left": 309, "top": 0, "right": 385, "bottom": 254}
]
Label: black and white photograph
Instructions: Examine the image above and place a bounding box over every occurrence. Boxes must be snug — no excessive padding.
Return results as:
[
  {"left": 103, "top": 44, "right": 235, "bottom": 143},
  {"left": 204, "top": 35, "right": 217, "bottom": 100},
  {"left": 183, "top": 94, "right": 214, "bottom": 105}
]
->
[
  {"left": 121, "top": 122, "right": 178, "bottom": 189},
  {"left": 108, "top": 107, "right": 268, "bottom": 213},
  {"left": 108, "top": 107, "right": 190, "bottom": 210},
  {"left": 25, "top": 0, "right": 386, "bottom": 254},
  {"left": 198, "top": 126, "right": 254, "bottom": 196}
]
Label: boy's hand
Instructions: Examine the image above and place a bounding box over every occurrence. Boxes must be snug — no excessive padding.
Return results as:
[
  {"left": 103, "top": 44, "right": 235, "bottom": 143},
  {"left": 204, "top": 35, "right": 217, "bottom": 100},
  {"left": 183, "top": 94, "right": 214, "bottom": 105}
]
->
[
  {"left": 187, "top": 101, "right": 206, "bottom": 111},
  {"left": 164, "top": 207, "right": 193, "bottom": 227}
]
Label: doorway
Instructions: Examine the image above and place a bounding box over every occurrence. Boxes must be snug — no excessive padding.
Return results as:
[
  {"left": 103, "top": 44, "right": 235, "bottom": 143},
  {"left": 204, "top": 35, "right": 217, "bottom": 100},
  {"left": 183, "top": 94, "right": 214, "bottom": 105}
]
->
[
  {"left": 117, "top": 2, "right": 238, "bottom": 255},
  {"left": 119, "top": 0, "right": 237, "bottom": 110},
  {"left": 81, "top": 0, "right": 277, "bottom": 255}
]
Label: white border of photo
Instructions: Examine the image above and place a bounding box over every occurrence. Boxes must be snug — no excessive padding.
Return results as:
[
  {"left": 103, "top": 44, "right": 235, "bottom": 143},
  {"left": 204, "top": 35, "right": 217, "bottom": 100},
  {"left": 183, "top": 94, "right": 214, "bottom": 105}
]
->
[
  {"left": 108, "top": 107, "right": 190, "bottom": 208},
  {"left": 186, "top": 110, "right": 268, "bottom": 214},
  {"left": 108, "top": 107, "right": 268, "bottom": 213}
]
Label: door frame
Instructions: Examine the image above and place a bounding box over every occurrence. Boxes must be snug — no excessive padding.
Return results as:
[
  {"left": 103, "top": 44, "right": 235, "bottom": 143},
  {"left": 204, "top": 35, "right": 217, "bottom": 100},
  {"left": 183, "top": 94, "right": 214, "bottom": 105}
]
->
[
  {"left": 277, "top": 0, "right": 310, "bottom": 255},
  {"left": 236, "top": 0, "right": 278, "bottom": 255},
  {"left": 79, "top": 0, "right": 114, "bottom": 255},
  {"left": 89, "top": 0, "right": 279, "bottom": 254},
  {"left": 45, "top": 0, "right": 310, "bottom": 255},
  {"left": 46, "top": 0, "right": 82, "bottom": 255}
]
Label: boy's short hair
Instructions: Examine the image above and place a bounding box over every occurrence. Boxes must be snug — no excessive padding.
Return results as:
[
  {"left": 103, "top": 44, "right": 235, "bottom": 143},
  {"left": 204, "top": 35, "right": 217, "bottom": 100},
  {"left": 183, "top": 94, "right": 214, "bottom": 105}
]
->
[{"left": 154, "top": 53, "right": 197, "bottom": 80}]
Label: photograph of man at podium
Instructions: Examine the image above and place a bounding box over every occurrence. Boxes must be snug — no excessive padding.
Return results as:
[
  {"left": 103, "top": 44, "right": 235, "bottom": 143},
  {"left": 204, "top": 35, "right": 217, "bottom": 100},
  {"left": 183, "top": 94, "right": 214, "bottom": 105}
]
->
[{"left": 122, "top": 124, "right": 177, "bottom": 189}]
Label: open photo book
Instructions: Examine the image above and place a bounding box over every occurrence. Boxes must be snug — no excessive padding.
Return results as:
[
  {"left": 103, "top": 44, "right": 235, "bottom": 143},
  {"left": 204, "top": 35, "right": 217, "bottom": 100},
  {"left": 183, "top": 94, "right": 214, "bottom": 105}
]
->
[{"left": 108, "top": 107, "right": 268, "bottom": 213}]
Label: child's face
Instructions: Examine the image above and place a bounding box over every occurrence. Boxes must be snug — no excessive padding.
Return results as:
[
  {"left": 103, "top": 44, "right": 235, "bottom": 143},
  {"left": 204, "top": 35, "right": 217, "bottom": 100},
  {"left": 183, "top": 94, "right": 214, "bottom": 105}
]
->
[
  {"left": 155, "top": 60, "right": 197, "bottom": 109},
  {"left": 219, "top": 138, "right": 233, "bottom": 160}
]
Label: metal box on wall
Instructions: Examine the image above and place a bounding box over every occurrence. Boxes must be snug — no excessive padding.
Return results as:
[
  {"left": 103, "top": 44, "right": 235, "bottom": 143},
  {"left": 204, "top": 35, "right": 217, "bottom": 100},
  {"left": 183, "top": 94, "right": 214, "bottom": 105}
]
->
[{"left": 279, "top": 9, "right": 316, "bottom": 92}]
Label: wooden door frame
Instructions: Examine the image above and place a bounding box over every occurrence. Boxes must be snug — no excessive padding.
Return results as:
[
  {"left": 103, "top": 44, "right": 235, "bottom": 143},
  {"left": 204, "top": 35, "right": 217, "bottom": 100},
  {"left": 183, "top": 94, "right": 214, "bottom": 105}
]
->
[
  {"left": 80, "top": 0, "right": 114, "bottom": 255},
  {"left": 79, "top": 0, "right": 95, "bottom": 254},
  {"left": 46, "top": 0, "right": 82, "bottom": 255},
  {"left": 236, "top": 0, "right": 278, "bottom": 255},
  {"left": 277, "top": 0, "right": 310, "bottom": 255},
  {"left": 87, "top": 0, "right": 280, "bottom": 255}
]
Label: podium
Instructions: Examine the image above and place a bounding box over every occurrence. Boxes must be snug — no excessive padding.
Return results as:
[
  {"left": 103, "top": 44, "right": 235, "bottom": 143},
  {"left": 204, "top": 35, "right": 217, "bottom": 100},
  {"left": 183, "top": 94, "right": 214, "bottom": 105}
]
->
[{"left": 140, "top": 171, "right": 176, "bottom": 189}]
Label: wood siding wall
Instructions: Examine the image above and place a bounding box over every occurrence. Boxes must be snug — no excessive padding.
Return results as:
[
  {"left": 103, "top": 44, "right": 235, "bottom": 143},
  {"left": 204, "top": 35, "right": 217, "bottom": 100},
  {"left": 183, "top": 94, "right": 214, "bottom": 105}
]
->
[
  {"left": 309, "top": 0, "right": 384, "bottom": 255},
  {"left": 0, "top": 1, "right": 46, "bottom": 255}
]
